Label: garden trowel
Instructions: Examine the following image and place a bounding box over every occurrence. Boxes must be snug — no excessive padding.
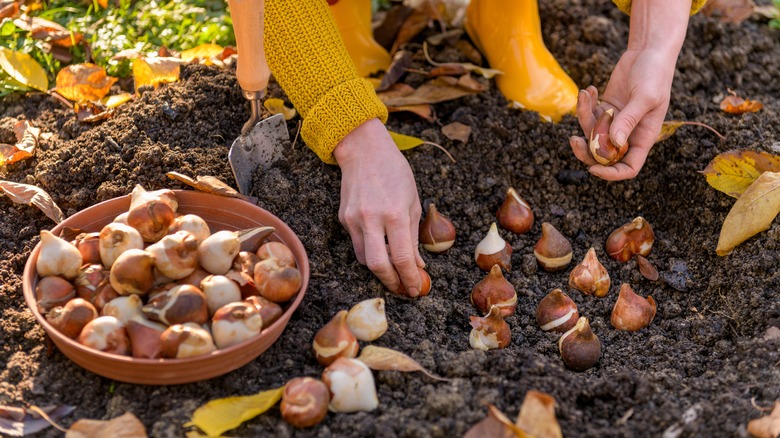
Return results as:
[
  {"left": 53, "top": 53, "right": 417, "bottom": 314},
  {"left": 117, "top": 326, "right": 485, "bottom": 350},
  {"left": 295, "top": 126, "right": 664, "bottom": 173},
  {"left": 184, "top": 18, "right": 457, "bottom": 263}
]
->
[{"left": 227, "top": 0, "right": 289, "bottom": 196}]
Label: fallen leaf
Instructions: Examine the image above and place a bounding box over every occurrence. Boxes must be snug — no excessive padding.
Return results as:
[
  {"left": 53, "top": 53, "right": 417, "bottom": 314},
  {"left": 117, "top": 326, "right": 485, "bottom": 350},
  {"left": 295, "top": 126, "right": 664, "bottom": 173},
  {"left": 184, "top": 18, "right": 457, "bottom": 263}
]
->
[
  {"left": 702, "top": 0, "right": 755, "bottom": 24},
  {"left": 515, "top": 391, "right": 562, "bottom": 438},
  {"left": 441, "top": 121, "right": 471, "bottom": 143},
  {"left": 391, "top": 8, "right": 430, "bottom": 54},
  {"left": 377, "top": 50, "right": 412, "bottom": 91},
  {"left": 720, "top": 89, "right": 763, "bottom": 114},
  {"left": 374, "top": 4, "right": 414, "bottom": 49},
  {"left": 754, "top": 4, "right": 779, "bottom": 19},
  {"left": 110, "top": 48, "right": 143, "bottom": 61},
  {"left": 465, "top": 404, "right": 524, "bottom": 438},
  {"left": 378, "top": 82, "right": 415, "bottom": 99},
  {"left": 180, "top": 43, "right": 224, "bottom": 65},
  {"left": 357, "top": 345, "right": 449, "bottom": 381},
  {"left": 0, "top": 1, "right": 19, "bottom": 20},
  {"left": 55, "top": 64, "right": 117, "bottom": 102},
  {"left": 428, "top": 64, "right": 467, "bottom": 77},
  {"left": 387, "top": 104, "right": 434, "bottom": 122},
  {"left": 426, "top": 28, "right": 464, "bottom": 46},
  {"left": 0, "top": 180, "right": 64, "bottom": 223},
  {"left": 701, "top": 150, "right": 780, "bottom": 198},
  {"left": 165, "top": 172, "right": 248, "bottom": 201},
  {"left": 186, "top": 386, "right": 283, "bottom": 437},
  {"left": 132, "top": 57, "right": 181, "bottom": 92},
  {"left": 456, "top": 39, "right": 482, "bottom": 65},
  {"left": 424, "top": 42, "right": 502, "bottom": 79},
  {"left": 636, "top": 255, "right": 659, "bottom": 281},
  {"left": 378, "top": 76, "right": 480, "bottom": 106},
  {"left": 66, "top": 412, "right": 146, "bottom": 438},
  {"left": 13, "top": 15, "right": 82, "bottom": 47},
  {"left": 716, "top": 171, "right": 780, "bottom": 255},
  {"left": 0, "top": 120, "right": 39, "bottom": 166},
  {"left": 748, "top": 402, "right": 780, "bottom": 438},
  {"left": 263, "top": 98, "right": 296, "bottom": 120},
  {"left": 655, "top": 120, "right": 725, "bottom": 143},
  {"left": 0, "top": 405, "right": 74, "bottom": 437},
  {"left": 457, "top": 74, "right": 487, "bottom": 92},
  {"left": 74, "top": 101, "right": 114, "bottom": 123},
  {"left": 100, "top": 92, "right": 133, "bottom": 109},
  {"left": 0, "top": 48, "right": 48, "bottom": 91}
]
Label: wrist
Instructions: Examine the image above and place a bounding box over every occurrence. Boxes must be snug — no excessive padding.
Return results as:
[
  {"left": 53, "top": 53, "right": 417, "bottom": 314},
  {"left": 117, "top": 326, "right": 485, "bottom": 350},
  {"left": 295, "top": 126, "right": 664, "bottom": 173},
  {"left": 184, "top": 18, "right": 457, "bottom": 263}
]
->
[
  {"left": 333, "top": 118, "right": 392, "bottom": 167},
  {"left": 628, "top": 0, "right": 690, "bottom": 55}
]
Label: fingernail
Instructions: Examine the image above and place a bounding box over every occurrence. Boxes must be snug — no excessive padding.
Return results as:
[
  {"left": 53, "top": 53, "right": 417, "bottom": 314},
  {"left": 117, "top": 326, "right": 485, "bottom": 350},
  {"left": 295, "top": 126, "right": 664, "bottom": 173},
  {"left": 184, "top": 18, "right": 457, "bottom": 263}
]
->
[
  {"left": 408, "top": 287, "right": 419, "bottom": 298},
  {"left": 614, "top": 131, "right": 628, "bottom": 147}
]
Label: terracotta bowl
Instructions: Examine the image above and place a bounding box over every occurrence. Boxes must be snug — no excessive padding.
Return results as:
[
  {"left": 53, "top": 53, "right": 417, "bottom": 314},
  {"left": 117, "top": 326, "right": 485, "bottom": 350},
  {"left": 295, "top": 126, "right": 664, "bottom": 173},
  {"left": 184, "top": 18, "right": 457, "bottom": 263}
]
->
[{"left": 22, "top": 191, "right": 309, "bottom": 385}]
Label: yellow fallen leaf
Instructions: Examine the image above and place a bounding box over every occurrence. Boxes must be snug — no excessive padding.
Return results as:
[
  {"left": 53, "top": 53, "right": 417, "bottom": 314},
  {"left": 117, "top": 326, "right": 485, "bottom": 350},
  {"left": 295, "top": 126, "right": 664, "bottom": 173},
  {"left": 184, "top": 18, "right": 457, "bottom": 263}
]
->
[
  {"left": 263, "top": 98, "right": 296, "bottom": 120},
  {"left": 55, "top": 63, "right": 117, "bottom": 102},
  {"left": 389, "top": 131, "right": 455, "bottom": 163},
  {"left": 100, "top": 92, "right": 133, "bottom": 108},
  {"left": 702, "top": 150, "right": 780, "bottom": 198},
  {"left": 0, "top": 180, "right": 64, "bottom": 223},
  {"left": 656, "top": 120, "right": 725, "bottom": 144},
  {"left": 747, "top": 402, "right": 780, "bottom": 438},
  {"left": 66, "top": 412, "right": 147, "bottom": 437},
  {"left": 180, "top": 43, "right": 224, "bottom": 65},
  {"left": 515, "top": 391, "right": 562, "bottom": 438},
  {"left": 357, "top": 345, "right": 449, "bottom": 381},
  {"left": 716, "top": 171, "right": 780, "bottom": 256},
  {"left": 0, "top": 48, "right": 48, "bottom": 91},
  {"left": 132, "top": 57, "right": 181, "bottom": 93},
  {"left": 185, "top": 386, "right": 283, "bottom": 437}
]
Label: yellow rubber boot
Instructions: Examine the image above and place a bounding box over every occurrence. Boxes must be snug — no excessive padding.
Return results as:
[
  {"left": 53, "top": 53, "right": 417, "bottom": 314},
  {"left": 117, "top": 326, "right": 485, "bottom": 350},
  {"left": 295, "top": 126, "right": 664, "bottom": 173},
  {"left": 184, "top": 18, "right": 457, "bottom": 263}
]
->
[
  {"left": 465, "top": 0, "right": 578, "bottom": 122},
  {"left": 328, "top": 0, "right": 391, "bottom": 77}
]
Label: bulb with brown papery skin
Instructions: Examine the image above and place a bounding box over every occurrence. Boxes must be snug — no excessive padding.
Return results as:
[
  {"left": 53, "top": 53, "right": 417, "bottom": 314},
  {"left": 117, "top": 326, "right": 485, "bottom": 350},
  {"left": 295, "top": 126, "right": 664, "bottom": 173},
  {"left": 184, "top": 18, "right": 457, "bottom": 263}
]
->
[
  {"left": 281, "top": 377, "right": 330, "bottom": 428},
  {"left": 469, "top": 305, "right": 511, "bottom": 350},
  {"left": 146, "top": 230, "right": 199, "bottom": 280},
  {"left": 78, "top": 316, "right": 130, "bottom": 356},
  {"left": 198, "top": 230, "right": 240, "bottom": 275},
  {"left": 589, "top": 108, "right": 628, "bottom": 165},
  {"left": 109, "top": 249, "right": 156, "bottom": 296},
  {"left": 558, "top": 316, "right": 601, "bottom": 372},
  {"left": 635, "top": 255, "right": 659, "bottom": 281},
  {"left": 160, "top": 323, "right": 216, "bottom": 358},
  {"left": 611, "top": 283, "right": 657, "bottom": 331},
  {"left": 126, "top": 316, "right": 167, "bottom": 359},
  {"left": 98, "top": 222, "right": 144, "bottom": 269},
  {"left": 211, "top": 301, "right": 263, "bottom": 349},
  {"left": 243, "top": 295, "right": 283, "bottom": 328},
  {"left": 73, "top": 232, "right": 101, "bottom": 265},
  {"left": 75, "top": 264, "right": 117, "bottom": 311},
  {"left": 35, "top": 276, "right": 76, "bottom": 313},
  {"left": 470, "top": 264, "right": 517, "bottom": 316},
  {"left": 168, "top": 214, "right": 210, "bottom": 244},
  {"left": 534, "top": 223, "right": 572, "bottom": 272},
  {"left": 142, "top": 284, "right": 209, "bottom": 326},
  {"left": 321, "top": 358, "right": 379, "bottom": 413},
  {"left": 568, "top": 247, "right": 610, "bottom": 297},
  {"left": 536, "top": 289, "right": 579, "bottom": 333},
  {"left": 419, "top": 204, "right": 456, "bottom": 253},
  {"left": 101, "top": 295, "right": 143, "bottom": 324},
  {"left": 313, "top": 310, "right": 359, "bottom": 366},
  {"left": 177, "top": 268, "right": 210, "bottom": 289},
  {"left": 497, "top": 187, "right": 534, "bottom": 234},
  {"left": 254, "top": 258, "right": 302, "bottom": 303},
  {"left": 46, "top": 298, "right": 97, "bottom": 339},
  {"left": 37, "top": 230, "right": 83, "bottom": 280},
  {"left": 474, "top": 222, "right": 512, "bottom": 271},
  {"left": 346, "top": 298, "right": 387, "bottom": 342},
  {"left": 233, "top": 251, "right": 260, "bottom": 277},
  {"left": 605, "top": 217, "right": 654, "bottom": 262},
  {"left": 126, "top": 185, "right": 178, "bottom": 243},
  {"left": 256, "top": 241, "right": 297, "bottom": 267}
]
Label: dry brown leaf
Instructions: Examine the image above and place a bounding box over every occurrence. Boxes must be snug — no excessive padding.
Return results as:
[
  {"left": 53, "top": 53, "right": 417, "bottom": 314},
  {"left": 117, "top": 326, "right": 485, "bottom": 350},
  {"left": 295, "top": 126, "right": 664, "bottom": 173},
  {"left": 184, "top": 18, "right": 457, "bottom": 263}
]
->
[
  {"left": 374, "top": 4, "right": 414, "bottom": 49},
  {"left": 0, "top": 1, "right": 19, "bottom": 20},
  {"left": 165, "top": 172, "right": 248, "bottom": 201},
  {"left": 465, "top": 405, "right": 523, "bottom": 438},
  {"left": 702, "top": 0, "right": 755, "bottom": 24},
  {"left": 378, "top": 50, "right": 413, "bottom": 91},
  {"left": 0, "top": 405, "right": 75, "bottom": 437},
  {"left": 0, "top": 180, "right": 64, "bottom": 223},
  {"left": 65, "top": 412, "right": 147, "bottom": 438},
  {"left": 428, "top": 64, "right": 467, "bottom": 77},
  {"left": 74, "top": 101, "right": 115, "bottom": 123},
  {"left": 720, "top": 89, "right": 763, "bottom": 114},
  {"left": 716, "top": 171, "right": 780, "bottom": 255},
  {"left": 424, "top": 42, "right": 502, "bottom": 79},
  {"left": 132, "top": 57, "right": 181, "bottom": 92},
  {"left": 391, "top": 8, "right": 431, "bottom": 54},
  {"left": 456, "top": 39, "right": 482, "bottom": 65},
  {"left": 378, "top": 76, "right": 480, "bottom": 106},
  {"left": 656, "top": 120, "right": 725, "bottom": 144},
  {"left": 747, "top": 402, "right": 780, "bottom": 438},
  {"left": 636, "top": 255, "right": 659, "bottom": 281},
  {"left": 441, "top": 121, "right": 471, "bottom": 143},
  {"left": 457, "top": 74, "right": 487, "bottom": 92},
  {"left": 0, "top": 120, "right": 39, "bottom": 166},
  {"left": 13, "top": 15, "right": 82, "bottom": 47},
  {"left": 701, "top": 150, "right": 780, "bottom": 198},
  {"left": 515, "top": 391, "right": 562, "bottom": 438},
  {"left": 55, "top": 64, "right": 117, "bottom": 102},
  {"left": 387, "top": 104, "right": 435, "bottom": 122},
  {"left": 357, "top": 345, "right": 449, "bottom": 381}
]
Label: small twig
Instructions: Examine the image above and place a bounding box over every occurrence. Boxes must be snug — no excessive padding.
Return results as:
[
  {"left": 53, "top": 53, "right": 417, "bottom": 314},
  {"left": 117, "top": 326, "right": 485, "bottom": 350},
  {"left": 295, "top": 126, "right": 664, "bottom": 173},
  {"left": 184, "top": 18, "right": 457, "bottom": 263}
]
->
[
  {"left": 404, "top": 68, "right": 430, "bottom": 75},
  {"left": 28, "top": 406, "right": 67, "bottom": 433},
  {"left": 679, "top": 121, "right": 726, "bottom": 140},
  {"left": 47, "top": 91, "right": 73, "bottom": 110},
  {"left": 422, "top": 141, "right": 456, "bottom": 163},
  {"left": 422, "top": 41, "right": 444, "bottom": 67},
  {"left": 751, "top": 397, "right": 774, "bottom": 412},
  {"left": 291, "top": 120, "right": 302, "bottom": 150}
]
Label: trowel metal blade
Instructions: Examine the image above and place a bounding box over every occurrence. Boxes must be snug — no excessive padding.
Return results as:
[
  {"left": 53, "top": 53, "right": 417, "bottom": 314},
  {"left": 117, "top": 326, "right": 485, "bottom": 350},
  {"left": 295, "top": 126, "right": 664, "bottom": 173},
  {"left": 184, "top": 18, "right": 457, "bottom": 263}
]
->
[{"left": 228, "top": 113, "right": 290, "bottom": 196}]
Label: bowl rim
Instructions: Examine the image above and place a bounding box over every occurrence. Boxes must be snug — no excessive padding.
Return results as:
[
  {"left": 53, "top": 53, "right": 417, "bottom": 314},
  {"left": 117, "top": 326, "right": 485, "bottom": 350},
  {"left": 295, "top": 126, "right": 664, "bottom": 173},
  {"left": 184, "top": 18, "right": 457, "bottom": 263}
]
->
[{"left": 22, "top": 190, "right": 309, "bottom": 366}]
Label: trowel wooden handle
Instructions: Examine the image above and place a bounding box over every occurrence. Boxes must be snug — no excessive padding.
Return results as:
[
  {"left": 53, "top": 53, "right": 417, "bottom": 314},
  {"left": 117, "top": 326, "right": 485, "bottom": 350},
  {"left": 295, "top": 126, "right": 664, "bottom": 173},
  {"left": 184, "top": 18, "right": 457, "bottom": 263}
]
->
[{"left": 228, "top": 0, "right": 270, "bottom": 95}]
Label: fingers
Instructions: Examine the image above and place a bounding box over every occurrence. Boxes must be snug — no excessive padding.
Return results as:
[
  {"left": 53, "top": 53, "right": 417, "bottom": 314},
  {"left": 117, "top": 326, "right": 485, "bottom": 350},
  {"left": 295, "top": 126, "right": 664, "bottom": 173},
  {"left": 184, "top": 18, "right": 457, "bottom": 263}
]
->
[
  {"left": 587, "top": 144, "right": 649, "bottom": 181},
  {"left": 409, "top": 204, "right": 426, "bottom": 269},
  {"left": 576, "top": 89, "right": 598, "bottom": 135},
  {"left": 386, "top": 216, "right": 421, "bottom": 297},
  {"left": 569, "top": 135, "right": 598, "bottom": 167},
  {"left": 363, "top": 226, "right": 401, "bottom": 293},
  {"left": 609, "top": 99, "right": 650, "bottom": 153}
]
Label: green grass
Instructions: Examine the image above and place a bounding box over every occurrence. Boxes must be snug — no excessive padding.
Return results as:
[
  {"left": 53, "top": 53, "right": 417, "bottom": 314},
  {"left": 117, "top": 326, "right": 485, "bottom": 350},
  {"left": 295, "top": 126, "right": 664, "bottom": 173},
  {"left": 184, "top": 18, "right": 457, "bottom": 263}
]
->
[
  {"left": 0, "top": 0, "right": 234, "bottom": 93},
  {"left": 771, "top": 0, "right": 780, "bottom": 30}
]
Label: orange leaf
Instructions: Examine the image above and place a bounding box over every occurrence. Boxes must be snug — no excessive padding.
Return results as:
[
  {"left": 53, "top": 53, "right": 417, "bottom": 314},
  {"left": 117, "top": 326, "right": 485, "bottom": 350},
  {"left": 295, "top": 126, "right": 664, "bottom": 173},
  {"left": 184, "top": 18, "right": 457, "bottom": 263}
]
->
[
  {"left": 180, "top": 43, "right": 224, "bottom": 65},
  {"left": 390, "top": 8, "right": 430, "bottom": 54},
  {"left": 515, "top": 391, "right": 562, "bottom": 438},
  {"left": 656, "top": 120, "right": 725, "bottom": 143},
  {"left": 66, "top": 412, "right": 147, "bottom": 437},
  {"left": 387, "top": 104, "right": 434, "bottom": 122},
  {"left": 74, "top": 101, "right": 115, "bottom": 123},
  {"left": 356, "top": 345, "right": 449, "bottom": 381},
  {"left": 0, "top": 180, "right": 64, "bottom": 223},
  {"left": 55, "top": 64, "right": 117, "bottom": 102},
  {"left": 701, "top": 149, "right": 780, "bottom": 198},
  {"left": 0, "top": 120, "right": 39, "bottom": 166},
  {"left": 13, "top": 15, "right": 82, "bottom": 47},
  {"left": 720, "top": 89, "right": 763, "bottom": 114},
  {"left": 132, "top": 57, "right": 181, "bottom": 92},
  {"left": 747, "top": 402, "right": 780, "bottom": 438},
  {"left": 441, "top": 121, "right": 471, "bottom": 143},
  {"left": 465, "top": 405, "right": 524, "bottom": 438},
  {"left": 0, "top": 1, "right": 19, "bottom": 20}
]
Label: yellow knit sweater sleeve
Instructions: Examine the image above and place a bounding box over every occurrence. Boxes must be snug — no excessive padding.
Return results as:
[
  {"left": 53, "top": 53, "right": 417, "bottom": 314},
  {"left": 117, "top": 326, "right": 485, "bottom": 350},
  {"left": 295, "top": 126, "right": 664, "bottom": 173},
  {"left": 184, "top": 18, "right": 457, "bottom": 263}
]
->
[
  {"left": 264, "top": 0, "right": 388, "bottom": 165},
  {"left": 612, "top": 0, "right": 707, "bottom": 15}
]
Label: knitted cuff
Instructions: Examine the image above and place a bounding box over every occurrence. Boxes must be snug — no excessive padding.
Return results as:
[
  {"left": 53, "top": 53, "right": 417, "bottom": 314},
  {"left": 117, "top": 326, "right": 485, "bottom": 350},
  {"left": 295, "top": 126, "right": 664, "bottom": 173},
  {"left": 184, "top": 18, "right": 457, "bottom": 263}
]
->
[
  {"left": 612, "top": 0, "right": 707, "bottom": 15},
  {"left": 301, "top": 77, "right": 389, "bottom": 165}
]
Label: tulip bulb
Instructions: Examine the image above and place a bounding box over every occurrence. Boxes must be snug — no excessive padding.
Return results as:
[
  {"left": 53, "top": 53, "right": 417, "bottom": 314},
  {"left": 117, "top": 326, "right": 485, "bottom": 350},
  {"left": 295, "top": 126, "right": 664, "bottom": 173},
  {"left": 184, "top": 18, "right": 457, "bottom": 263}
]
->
[
  {"left": 75, "top": 264, "right": 117, "bottom": 311},
  {"left": 233, "top": 251, "right": 261, "bottom": 277},
  {"left": 534, "top": 223, "right": 573, "bottom": 272},
  {"left": 254, "top": 258, "right": 302, "bottom": 303},
  {"left": 101, "top": 295, "right": 143, "bottom": 324},
  {"left": 256, "top": 241, "right": 297, "bottom": 267},
  {"left": 536, "top": 289, "right": 579, "bottom": 333},
  {"left": 395, "top": 267, "right": 432, "bottom": 298},
  {"left": 346, "top": 298, "right": 387, "bottom": 341},
  {"left": 127, "top": 185, "right": 178, "bottom": 243},
  {"left": 201, "top": 274, "right": 242, "bottom": 316},
  {"left": 169, "top": 214, "right": 210, "bottom": 244},
  {"left": 73, "top": 232, "right": 101, "bottom": 265},
  {"left": 558, "top": 317, "right": 601, "bottom": 372},
  {"left": 46, "top": 298, "right": 97, "bottom": 339},
  {"left": 146, "top": 230, "right": 199, "bottom": 279},
  {"left": 469, "top": 305, "right": 511, "bottom": 350},
  {"left": 589, "top": 108, "right": 628, "bottom": 165},
  {"left": 37, "top": 230, "right": 83, "bottom": 280},
  {"left": 321, "top": 358, "right": 379, "bottom": 413},
  {"left": 568, "top": 248, "right": 610, "bottom": 297},
  {"left": 35, "top": 276, "right": 76, "bottom": 313},
  {"left": 109, "top": 249, "right": 156, "bottom": 296},
  {"left": 160, "top": 323, "right": 216, "bottom": 358},
  {"left": 113, "top": 212, "right": 129, "bottom": 225},
  {"left": 211, "top": 301, "right": 263, "bottom": 349},
  {"left": 177, "top": 268, "right": 210, "bottom": 289},
  {"left": 470, "top": 264, "right": 518, "bottom": 317},
  {"left": 142, "top": 284, "right": 209, "bottom": 326},
  {"left": 198, "top": 230, "right": 240, "bottom": 274},
  {"left": 605, "top": 217, "right": 654, "bottom": 262},
  {"left": 496, "top": 187, "right": 534, "bottom": 234},
  {"left": 611, "top": 283, "right": 656, "bottom": 331},
  {"left": 635, "top": 255, "right": 659, "bottom": 281},
  {"left": 126, "top": 316, "right": 167, "bottom": 358},
  {"left": 281, "top": 377, "right": 330, "bottom": 428},
  {"left": 313, "top": 310, "right": 359, "bottom": 366},
  {"left": 78, "top": 316, "right": 130, "bottom": 356},
  {"left": 244, "top": 295, "right": 283, "bottom": 327},
  {"left": 474, "top": 222, "right": 512, "bottom": 271},
  {"left": 419, "top": 204, "right": 456, "bottom": 253},
  {"left": 98, "top": 222, "right": 143, "bottom": 268}
]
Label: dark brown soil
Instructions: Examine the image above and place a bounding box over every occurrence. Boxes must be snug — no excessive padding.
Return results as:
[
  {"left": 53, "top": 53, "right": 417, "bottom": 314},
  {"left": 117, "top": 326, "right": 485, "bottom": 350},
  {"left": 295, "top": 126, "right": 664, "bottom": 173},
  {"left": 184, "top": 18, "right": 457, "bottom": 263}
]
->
[{"left": 2, "top": 1, "right": 779, "bottom": 436}]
